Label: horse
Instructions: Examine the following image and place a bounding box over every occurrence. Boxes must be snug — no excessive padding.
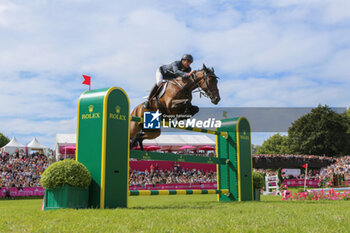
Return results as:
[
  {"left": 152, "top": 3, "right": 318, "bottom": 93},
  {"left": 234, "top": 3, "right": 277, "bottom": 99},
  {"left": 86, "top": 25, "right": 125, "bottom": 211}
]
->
[{"left": 130, "top": 64, "right": 221, "bottom": 149}]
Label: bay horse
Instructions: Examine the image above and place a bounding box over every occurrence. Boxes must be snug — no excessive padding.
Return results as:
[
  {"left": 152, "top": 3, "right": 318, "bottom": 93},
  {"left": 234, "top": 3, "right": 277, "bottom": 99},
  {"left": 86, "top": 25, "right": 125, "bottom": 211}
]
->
[{"left": 130, "top": 64, "right": 221, "bottom": 149}]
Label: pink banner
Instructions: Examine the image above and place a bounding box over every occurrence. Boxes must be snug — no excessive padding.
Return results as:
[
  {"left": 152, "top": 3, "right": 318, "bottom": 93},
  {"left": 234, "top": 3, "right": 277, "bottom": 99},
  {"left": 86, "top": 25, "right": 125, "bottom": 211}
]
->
[
  {"left": 1, "top": 183, "right": 218, "bottom": 197},
  {"left": 0, "top": 187, "right": 45, "bottom": 197},
  {"left": 130, "top": 160, "right": 216, "bottom": 172},
  {"left": 282, "top": 179, "right": 321, "bottom": 188},
  {"left": 129, "top": 182, "right": 217, "bottom": 190}
]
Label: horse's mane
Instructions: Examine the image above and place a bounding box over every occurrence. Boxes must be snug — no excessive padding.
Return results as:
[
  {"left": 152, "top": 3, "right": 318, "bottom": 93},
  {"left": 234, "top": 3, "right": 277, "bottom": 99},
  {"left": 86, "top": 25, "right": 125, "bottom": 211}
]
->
[{"left": 173, "top": 64, "right": 217, "bottom": 82}]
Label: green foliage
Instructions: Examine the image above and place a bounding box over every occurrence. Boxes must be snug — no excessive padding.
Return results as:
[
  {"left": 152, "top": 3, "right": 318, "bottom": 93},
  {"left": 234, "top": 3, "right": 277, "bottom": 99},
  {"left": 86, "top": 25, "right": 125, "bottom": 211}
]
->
[
  {"left": 0, "top": 133, "right": 10, "bottom": 148},
  {"left": 288, "top": 105, "right": 348, "bottom": 156},
  {"left": 344, "top": 107, "right": 350, "bottom": 118},
  {"left": 256, "top": 133, "right": 291, "bottom": 154},
  {"left": 40, "top": 160, "right": 91, "bottom": 189},
  {"left": 251, "top": 144, "right": 260, "bottom": 155},
  {"left": 253, "top": 172, "right": 264, "bottom": 189},
  {"left": 345, "top": 108, "right": 350, "bottom": 132},
  {"left": 297, "top": 188, "right": 305, "bottom": 193},
  {"left": 277, "top": 168, "right": 282, "bottom": 186},
  {"left": 343, "top": 108, "right": 350, "bottom": 154}
]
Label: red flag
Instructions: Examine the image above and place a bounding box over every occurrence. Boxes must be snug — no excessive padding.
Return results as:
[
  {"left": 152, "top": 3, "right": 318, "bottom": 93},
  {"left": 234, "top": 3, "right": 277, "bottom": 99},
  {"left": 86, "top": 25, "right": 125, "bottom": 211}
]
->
[
  {"left": 302, "top": 164, "right": 308, "bottom": 168},
  {"left": 82, "top": 75, "right": 91, "bottom": 85}
]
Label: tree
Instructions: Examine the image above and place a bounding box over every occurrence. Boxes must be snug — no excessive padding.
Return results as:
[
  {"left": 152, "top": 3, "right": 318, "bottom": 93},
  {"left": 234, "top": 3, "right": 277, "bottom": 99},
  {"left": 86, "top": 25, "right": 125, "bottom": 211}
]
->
[
  {"left": 344, "top": 108, "right": 350, "bottom": 133},
  {"left": 288, "top": 105, "right": 348, "bottom": 156},
  {"left": 342, "top": 108, "right": 350, "bottom": 154},
  {"left": 252, "top": 144, "right": 261, "bottom": 155},
  {"left": 256, "top": 133, "right": 291, "bottom": 154},
  {"left": 0, "top": 133, "right": 10, "bottom": 148},
  {"left": 345, "top": 107, "right": 350, "bottom": 117}
]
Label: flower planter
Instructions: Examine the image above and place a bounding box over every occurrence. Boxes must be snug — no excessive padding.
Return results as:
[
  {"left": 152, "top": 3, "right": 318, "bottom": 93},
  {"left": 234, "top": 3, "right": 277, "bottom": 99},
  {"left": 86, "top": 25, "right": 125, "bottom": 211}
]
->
[
  {"left": 44, "top": 184, "right": 89, "bottom": 210},
  {"left": 254, "top": 188, "right": 261, "bottom": 201}
]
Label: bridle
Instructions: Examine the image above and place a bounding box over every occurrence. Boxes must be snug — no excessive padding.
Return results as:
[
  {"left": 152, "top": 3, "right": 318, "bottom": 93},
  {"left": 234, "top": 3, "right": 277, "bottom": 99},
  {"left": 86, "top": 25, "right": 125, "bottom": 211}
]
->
[
  {"left": 167, "top": 69, "right": 219, "bottom": 100},
  {"left": 191, "top": 70, "right": 219, "bottom": 99}
]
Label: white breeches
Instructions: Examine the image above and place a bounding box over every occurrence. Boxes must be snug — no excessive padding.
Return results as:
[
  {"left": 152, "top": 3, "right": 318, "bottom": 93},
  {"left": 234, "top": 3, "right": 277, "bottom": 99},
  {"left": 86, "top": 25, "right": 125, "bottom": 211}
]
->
[{"left": 156, "top": 68, "right": 163, "bottom": 86}]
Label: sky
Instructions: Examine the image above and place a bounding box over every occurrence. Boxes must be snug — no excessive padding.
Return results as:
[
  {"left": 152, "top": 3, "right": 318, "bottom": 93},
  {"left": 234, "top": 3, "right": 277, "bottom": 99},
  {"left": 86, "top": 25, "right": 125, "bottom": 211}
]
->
[{"left": 0, "top": 0, "right": 349, "bottom": 148}]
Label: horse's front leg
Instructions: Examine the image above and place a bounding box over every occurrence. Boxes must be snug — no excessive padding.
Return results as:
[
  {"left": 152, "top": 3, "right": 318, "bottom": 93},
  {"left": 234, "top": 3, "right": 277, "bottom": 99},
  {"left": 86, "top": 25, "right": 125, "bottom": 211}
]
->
[
  {"left": 187, "top": 105, "right": 199, "bottom": 116},
  {"left": 168, "top": 99, "right": 190, "bottom": 114},
  {"left": 169, "top": 99, "right": 199, "bottom": 120}
]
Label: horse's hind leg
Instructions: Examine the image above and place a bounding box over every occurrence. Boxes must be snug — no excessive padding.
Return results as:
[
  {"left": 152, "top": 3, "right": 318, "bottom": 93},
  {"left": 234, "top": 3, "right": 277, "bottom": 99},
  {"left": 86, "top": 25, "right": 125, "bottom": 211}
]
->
[
  {"left": 130, "top": 128, "right": 161, "bottom": 150},
  {"left": 130, "top": 131, "right": 145, "bottom": 150},
  {"left": 130, "top": 136, "right": 138, "bottom": 149},
  {"left": 138, "top": 132, "right": 145, "bottom": 151}
]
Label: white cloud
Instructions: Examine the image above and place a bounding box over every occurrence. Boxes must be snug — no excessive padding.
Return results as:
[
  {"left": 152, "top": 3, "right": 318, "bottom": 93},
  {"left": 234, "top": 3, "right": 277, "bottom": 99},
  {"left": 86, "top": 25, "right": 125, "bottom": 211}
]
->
[
  {"left": 0, "top": 117, "right": 76, "bottom": 148},
  {"left": 320, "top": 49, "right": 350, "bottom": 81},
  {"left": 196, "top": 16, "right": 335, "bottom": 77},
  {"left": 218, "top": 75, "right": 350, "bottom": 107}
]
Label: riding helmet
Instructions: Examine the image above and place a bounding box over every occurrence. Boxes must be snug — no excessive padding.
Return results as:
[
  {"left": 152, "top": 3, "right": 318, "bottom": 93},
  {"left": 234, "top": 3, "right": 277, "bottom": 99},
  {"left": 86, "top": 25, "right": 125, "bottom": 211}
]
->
[{"left": 181, "top": 54, "right": 193, "bottom": 62}]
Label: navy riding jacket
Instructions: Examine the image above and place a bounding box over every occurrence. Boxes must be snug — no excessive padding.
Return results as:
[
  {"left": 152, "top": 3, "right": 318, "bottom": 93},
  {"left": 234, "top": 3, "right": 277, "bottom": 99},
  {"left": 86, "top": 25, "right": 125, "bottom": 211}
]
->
[{"left": 160, "top": 61, "right": 191, "bottom": 79}]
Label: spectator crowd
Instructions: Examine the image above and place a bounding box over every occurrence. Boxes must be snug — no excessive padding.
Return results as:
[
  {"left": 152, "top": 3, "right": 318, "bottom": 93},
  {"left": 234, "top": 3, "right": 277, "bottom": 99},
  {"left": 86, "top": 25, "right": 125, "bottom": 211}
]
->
[
  {"left": 254, "top": 155, "right": 350, "bottom": 187},
  {"left": 129, "top": 162, "right": 216, "bottom": 187},
  {"left": 316, "top": 156, "right": 350, "bottom": 186},
  {"left": 0, "top": 152, "right": 53, "bottom": 188},
  {"left": 253, "top": 154, "right": 335, "bottom": 169},
  {"left": 1, "top": 149, "right": 349, "bottom": 190}
]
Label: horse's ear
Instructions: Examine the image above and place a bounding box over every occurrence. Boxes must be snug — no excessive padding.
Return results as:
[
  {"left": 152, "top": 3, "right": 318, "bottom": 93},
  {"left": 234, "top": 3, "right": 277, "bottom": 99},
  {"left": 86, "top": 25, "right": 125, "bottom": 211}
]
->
[
  {"left": 211, "top": 67, "right": 214, "bottom": 72},
  {"left": 203, "top": 64, "right": 208, "bottom": 71}
]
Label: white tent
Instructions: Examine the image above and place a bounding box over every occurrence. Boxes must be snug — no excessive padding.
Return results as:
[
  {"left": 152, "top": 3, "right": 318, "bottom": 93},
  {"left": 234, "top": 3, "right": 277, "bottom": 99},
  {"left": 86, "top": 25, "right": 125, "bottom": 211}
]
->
[
  {"left": 54, "top": 133, "right": 215, "bottom": 158},
  {"left": 1, "top": 137, "right": 26, "bottom": 155},
  {"left": 27, "top": 138, "right": 47, "bottom": 155},
  {"left": 143, "top": 134, "right": 215, "bottom": 146},
  {"left": 55, "top": 133, "right": 214, "bottom": 148},
  {"left": 143, "top": 134, "right": 216, "bottom": 151},
  {"left": 27, "top": 137, "right": 47, "bottom": 155},
  {"left": 27, "top": 137, "right": 46, "bottom": 149}
]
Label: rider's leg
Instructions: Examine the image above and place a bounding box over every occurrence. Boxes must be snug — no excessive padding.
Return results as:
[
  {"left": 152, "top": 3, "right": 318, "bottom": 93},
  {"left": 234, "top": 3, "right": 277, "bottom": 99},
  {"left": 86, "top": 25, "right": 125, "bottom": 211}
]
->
[
  {"left": 143, "top": 84, "right": 158, "bottom": 108},
  {"left": 155, "top": 68, "right": 163, "bottom": 86},
  {"left": 143, "top": 68, "right": 163, "bottom": 109}
]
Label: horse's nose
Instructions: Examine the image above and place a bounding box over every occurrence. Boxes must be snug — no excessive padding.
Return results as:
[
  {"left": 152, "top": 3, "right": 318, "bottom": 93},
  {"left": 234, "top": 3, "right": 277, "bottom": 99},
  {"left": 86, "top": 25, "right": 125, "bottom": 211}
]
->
[{"left": 212, "top": 97, "right": 220, "bottom": 105}]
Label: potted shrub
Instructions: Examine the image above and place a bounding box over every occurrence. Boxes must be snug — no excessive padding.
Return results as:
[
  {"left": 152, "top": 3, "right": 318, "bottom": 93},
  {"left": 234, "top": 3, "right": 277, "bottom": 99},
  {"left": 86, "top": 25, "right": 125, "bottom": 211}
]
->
[
  {"left": 253, "top": 172, "right": 264, "bottom": 201},
  {"left": 41, "top": 159, "right": 91, "bottom": 210}
]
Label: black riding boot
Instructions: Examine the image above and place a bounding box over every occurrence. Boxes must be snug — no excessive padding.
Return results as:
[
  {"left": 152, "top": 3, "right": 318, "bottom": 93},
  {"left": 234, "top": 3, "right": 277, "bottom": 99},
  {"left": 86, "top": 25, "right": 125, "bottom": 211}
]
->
[{"left": 143, "top": 84, "right": 158, "bottom": 109}]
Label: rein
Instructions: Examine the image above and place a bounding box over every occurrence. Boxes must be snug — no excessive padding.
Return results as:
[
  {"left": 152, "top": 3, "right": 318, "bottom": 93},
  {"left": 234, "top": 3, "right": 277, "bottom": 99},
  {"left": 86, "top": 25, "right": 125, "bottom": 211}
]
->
[
  {"left": 191, "top": 70, "right": 217, "bottom": 99},
  {"left": 166, "top": 69, "right": 218, "bottom": 100}
]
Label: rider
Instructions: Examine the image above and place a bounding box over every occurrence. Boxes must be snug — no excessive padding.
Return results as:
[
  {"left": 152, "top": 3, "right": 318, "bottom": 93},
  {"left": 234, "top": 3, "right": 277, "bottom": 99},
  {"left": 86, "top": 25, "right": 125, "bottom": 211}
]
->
[{"left": 143, "top": 54, "right": 196, "bottom": 109}]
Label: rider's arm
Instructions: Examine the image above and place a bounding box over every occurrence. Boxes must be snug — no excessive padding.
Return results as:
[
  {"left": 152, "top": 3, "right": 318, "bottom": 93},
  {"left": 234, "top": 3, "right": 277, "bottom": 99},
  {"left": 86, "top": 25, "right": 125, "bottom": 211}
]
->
[{"left": 172, "top": 61, "right": 191, "bottom": 78}]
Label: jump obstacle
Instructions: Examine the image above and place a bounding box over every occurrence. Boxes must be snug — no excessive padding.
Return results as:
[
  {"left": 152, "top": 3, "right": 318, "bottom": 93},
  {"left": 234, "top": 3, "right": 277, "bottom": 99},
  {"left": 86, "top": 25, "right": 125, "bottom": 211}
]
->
[{"left": 76, "top": 87, "right": 253, "bottom": 209}]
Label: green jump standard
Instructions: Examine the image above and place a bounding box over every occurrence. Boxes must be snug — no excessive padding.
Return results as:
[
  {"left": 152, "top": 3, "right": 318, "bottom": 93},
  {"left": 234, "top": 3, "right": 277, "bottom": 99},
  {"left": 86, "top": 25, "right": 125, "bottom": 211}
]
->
[{"left": 76, "top": 87, "right": 253, "bottom": 209}]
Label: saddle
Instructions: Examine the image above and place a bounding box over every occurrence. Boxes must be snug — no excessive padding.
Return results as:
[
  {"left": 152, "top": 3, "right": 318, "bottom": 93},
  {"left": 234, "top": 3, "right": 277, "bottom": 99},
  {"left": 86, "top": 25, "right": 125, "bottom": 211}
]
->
[
  {"left": 148, "top": 81, "right": 168, "bottom": 115},
  {"left": 151, "top": 82, "right": 168, "bottom": 100}
]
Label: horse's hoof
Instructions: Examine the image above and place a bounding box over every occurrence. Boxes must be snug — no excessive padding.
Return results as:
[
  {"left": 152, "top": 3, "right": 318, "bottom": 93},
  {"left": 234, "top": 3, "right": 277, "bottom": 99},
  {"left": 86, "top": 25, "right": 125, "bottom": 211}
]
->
[{"left": 191, "top": 106, "right": 199, "bottom": 115}]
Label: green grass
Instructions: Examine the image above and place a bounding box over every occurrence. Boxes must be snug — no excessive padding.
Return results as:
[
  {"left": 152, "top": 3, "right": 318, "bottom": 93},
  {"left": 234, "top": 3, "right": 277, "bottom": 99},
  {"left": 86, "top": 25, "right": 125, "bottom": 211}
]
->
[{"left": 0, "top": 195, "right": 349, "bottom": 233}]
